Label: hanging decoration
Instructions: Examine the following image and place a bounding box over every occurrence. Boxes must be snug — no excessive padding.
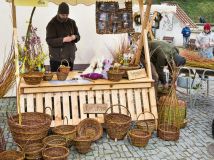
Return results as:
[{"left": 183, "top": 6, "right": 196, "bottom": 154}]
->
[{"left": 96, "top": 1, "right": 134, "bottom": 34}]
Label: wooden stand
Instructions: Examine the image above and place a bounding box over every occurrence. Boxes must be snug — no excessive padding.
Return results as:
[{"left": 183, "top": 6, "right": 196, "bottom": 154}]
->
[{"left": 19, "top": 72, "right": 157, "bottom": 126}]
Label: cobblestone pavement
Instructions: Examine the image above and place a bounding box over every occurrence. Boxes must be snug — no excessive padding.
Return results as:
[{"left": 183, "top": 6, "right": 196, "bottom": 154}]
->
[{"left": 0, "top": 80, "right": 214, "bottom": 160}]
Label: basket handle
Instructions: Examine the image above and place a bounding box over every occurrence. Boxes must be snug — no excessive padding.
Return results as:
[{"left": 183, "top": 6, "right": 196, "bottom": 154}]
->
[
  {"left": 60, "top": 59, "right": 70, "bottom": 67},
  {"left": 63, "top": 116, "right": 69, "bottom": 125},
  {"left": 136, "top": 111, "right": 156, "bottom": 122},
  {"left": 44, "top": 106, "right": 53, "bottom": 119},
  {"left": 104, "top": 104, "right": 131, "bottom": 117}
]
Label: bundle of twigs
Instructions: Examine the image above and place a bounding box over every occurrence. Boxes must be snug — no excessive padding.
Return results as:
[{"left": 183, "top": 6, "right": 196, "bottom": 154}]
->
[
  {"left": 0, "top": 44, "right": 15, "bottom": 98},
  {"left": 180, "top": 49, "right": 214, "bottom": 70}
]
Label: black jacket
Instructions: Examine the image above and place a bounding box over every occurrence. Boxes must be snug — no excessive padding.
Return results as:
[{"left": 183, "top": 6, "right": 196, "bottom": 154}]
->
[{"left": 46, "top": 16, "right": 80, "bottom": 62}]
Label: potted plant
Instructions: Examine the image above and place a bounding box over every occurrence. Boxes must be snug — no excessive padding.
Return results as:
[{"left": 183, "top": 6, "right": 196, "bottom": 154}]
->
[{"left": 18, "top": 25, "right": 47, "bottom": 85}]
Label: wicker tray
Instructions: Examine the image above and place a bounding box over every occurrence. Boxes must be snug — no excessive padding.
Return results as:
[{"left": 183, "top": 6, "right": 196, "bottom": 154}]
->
[
  {"left": 104, "top": 104, "right": 131, "bottom": 140},
  {"left": 42, "top": 146, "right": 69, "bottom": 160},
  {"left": 77, "top": 118, "right": 103, "bottom": 142},
  {"left": 22, "top": 72, "right": 44, "bottom": 85}
]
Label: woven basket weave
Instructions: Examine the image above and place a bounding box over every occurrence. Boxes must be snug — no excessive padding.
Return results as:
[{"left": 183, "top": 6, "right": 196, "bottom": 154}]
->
[
  {"left": 104, "top": 104, "right": 131, "bottom": 140},
  {"left": 136, "top": 112, "right": 156, "bottom": 133},
  {"left": 157, "top": 124, "right": 180, "bottom": 141},
  {"left": 74, "top": 136, "right": 92, "bottom": 154},
  {"left": 59, "top": 59, "right": 70, "bottom": 74},
  {"left": 0, "top": 150, "right": 24, "bottom": 160},
  {"left": 22, "top": 72, "right": 44, "bottom": 85},
  {"left": 42, "top": 146, "right": 69, "bottom": 160},
  {"left": 0, "top": 128, "right": 5, "bottom": 153}
]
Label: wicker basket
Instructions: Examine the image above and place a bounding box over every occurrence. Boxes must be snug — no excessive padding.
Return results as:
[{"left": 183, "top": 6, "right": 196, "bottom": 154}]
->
[
  {"left": 157, "top": 124, "right": 180, "bottom": 141},
  {"left": 56, "top": 71, "right": 68, "bottom": 81},
  {"left": 7, "top": 112, "right": 52, "bottom": 146},
  {"left": 136, "top": 112, "right": 156, "bottom": 133},
  {"left": 42, "top": 135, "right": 67, "bottom": 148},
  {"left": 104, "top": 104, "right": 132, "bottom": 140},
  {"left": 42, "top": 146, "right": 69, "bottom": 160},
  {"left": 59, "top": 59, "right": 71, "bottom": 74},
  {"left": 52, "top": 116, "right": 76, "bottom": 147},
  {"left": 22, "top": 142, "right": 45, "bottom": 160},
  {"left": 0, "top": 128, "right": 6, "bottom": 153},
  {"left": 128, "top": 121, "right": 151, "bottom": 147},
  {"left": 77, "top": 118, "right": 103, "bottom": 142},
  {"left": 119, "top": 65, "right": 141, "bottom": 78},
  {"left": 107, "top": 70, "right": 125, "bottom": 82},
  {"left": 0, "top": 150, "right": 24, "bottom": 160},
  {"left": 43, "top": 72, "right": 54, "bottom": 81},
  {"left": 74, "top": 136, "right": 92, "bottom": 154},
  {"left": 22, "top": 72, "right": 44, "bottom": 85}
]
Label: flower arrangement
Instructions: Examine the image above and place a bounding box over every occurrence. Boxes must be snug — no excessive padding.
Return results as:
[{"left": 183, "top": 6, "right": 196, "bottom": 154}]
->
[{"left": 18, "top": 25, "right": 47, "bottom": 73}]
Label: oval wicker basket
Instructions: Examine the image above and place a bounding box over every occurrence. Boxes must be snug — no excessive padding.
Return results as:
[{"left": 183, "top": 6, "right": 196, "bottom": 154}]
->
[
  {"left": 128, "top": 128, "right": 151, "bottom": 147},
  {"left": 157, "top": 124, "right": 180, "bottom": 141},
  {"left": 59, "top": 59, "right": 71, "bottom": 74},
  {"left": 42, "top": 146, "right": 69, "bottom": 160},
  {"left": 42, "top": 135, "right": 67, "bottom": 148},
  {"left": 52, "top": 116, "right": 76, "bottom": 147},
  {"left": 77, "top": 118, "right": 103, "bottom": 142},
  {"left": 43, "top": 72, "right": 54, "bottom": 81},
  {"left": 107, "top": 70, "right": 125, "bottom": 82},
  {"left": 0, "top": 150, "right": 24, "bottom": 160},
  {"left": 0, "top": 128, "right": 6, "bottom": 153},
  {"left": 136, "top": 112, "right": 156, "bottom": 133},
  {"left": 22, "top": 72, "right": 44, "bottom": 85},
  {"left": 74, "top": 136, "right": 92, "bottom": 154},
  {"left": 7, "top": 112, "right": 52, "bottom": 146},
  {"left": 119, "top": 65, "right": 140, "bottom": 78},
  {"left": 104, "top": 104, "right": 132, "bottom": 140}
]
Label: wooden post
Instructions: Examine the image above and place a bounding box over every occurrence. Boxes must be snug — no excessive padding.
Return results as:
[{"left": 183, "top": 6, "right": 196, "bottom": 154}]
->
[
  {"left": 146, "top": 11, "right": 158, "bottom": 41},
  {"left": 12, "top": 0, "right": 22, "bottom": 124}
]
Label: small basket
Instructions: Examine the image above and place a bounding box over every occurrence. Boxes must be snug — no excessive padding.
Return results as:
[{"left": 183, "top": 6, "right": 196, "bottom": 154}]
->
[
  {"left": 0, "top": 128, "right": 6, "bottom": 153},
  {"left": 157, "top": 124, "right": 180, "bottom": 141},
  {"left": 136, "top": 112, "right": 156, "bottom": 133},
  {"left": 42, "top": 146, "right": 69, "bottom": 160},
  {"left": 0, "top": 150, "right": 24, "bottom": 160},
  {"left": 107, "top": 70, "right": 125, "bottom": 82},
  {"left": 104, "top": 104, "right": 132, "bottom": 140},
  {"left": 119, "top": 65, "right": 141, "bottom": 78},
  {"left": 43, "top": 72, "right": 54, "bottom": 81},
  {"left": 77, "top": 118, "right": 103, "bottom": 142},
  {"left": 56, "top": 69, "right": 68, "bottom": 81},
  {"left": 52, "top": 116, "right": 76, "bottom": 146},
  {"left": 128, "top": 121, "right": 151, "bottom": 147},
  {"left": 22, "top": 142, "right": 45, "bottom": 160},
  {"left": 22, "top": 72, "right": 44, "bottom": 85},
  {"left": 42, "top": 135, "right": 67, "bottom": 148},
  {"left": 59, "top": 59, "right": 71, "bottom": 74},
  {"left": 74, "top": 136, "right": 92, "bottom": 154}
]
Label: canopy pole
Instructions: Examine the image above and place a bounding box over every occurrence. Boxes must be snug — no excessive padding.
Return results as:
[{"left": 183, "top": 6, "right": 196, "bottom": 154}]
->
[{"left": 12, "top": 0, "right": 22, "bottom": 124}]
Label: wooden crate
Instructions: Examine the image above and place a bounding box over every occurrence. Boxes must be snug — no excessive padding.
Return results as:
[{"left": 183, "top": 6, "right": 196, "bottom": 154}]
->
[{"left": 19, "top": 72, "right": 158, "bottom": 126}]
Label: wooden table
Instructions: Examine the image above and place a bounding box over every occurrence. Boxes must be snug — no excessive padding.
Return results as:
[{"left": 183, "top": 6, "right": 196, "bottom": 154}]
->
[{"left": 20, "top": 71, "right": 158, "bottom": 126}]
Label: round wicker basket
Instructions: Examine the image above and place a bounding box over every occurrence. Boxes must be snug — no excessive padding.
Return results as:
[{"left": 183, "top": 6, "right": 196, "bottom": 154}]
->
[
  {"left": 59, "top": 59, "right": 71, "bottom": 74},
  {"left": 0, "top": 150, "right": 24, "bottom": 160},
  {"left": 107, "top": 70, "right": 125, "bottom": 82},
  {"left": 43, "top": 72, "right": 54, "bottom": 81},
  {"left": 42, "top": 146, "right": 69, "bottom": 160},
  {"left": 77, "top": 118, "right": 103, "bottom": 142},
  {"left": 74, "top": 136, "right": 92, "bottom": 154},
  {"left": 136, "top": 112, "right": 156, "bottom": 133},
  {"left": 22, "top": 72, "right": 44, "bottom": 85},
  {"left": 157, "top": 124, "right": 180, "bottom": 141},
  {"left": 23, "top": 142, "right": 45, "bottom": 160},
  {"left": 42, "top": 135, "right": 67, "bottom": 148}
]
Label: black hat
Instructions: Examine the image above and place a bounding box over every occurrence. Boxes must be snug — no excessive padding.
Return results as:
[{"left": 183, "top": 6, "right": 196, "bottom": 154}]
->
[
  {"left": 174, "top": 54, "right": 186, "bottom": 66},
  {"left": 58, "top": 2, "right": 69, "bottom": 14}
]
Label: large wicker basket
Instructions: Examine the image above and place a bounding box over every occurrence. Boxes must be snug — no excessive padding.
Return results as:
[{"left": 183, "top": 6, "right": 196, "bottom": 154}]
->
[
  {"left": 52, "top": 116, "right": 76, "bottom": 147},
  {"left": 107, "top": 70, "right": 125, "bottom": 82},
  {"left": 77, "top": 118, "right": 103, "bottom": 142},
  {"left": 0, "top": 150, "right": 24, "bottom": 160},
  {"left": 74, "top": 136, "right": 92, "bottom": 154},
  {"left": 104, "top": 104, "right": 132, "bottom": 140},
  {"left": 0, "top": 128, "right": 6, "bottom": 153},
  {"left": 22, "top": 72, "right": 44, "bottom": 85},
  {"left": 7, "top": 112, "right": 52, "bottom": 146},
  {"left": 157, "top": 124, "right": 180, "bottom": 141},
  {"left": 128, "top": 122, "right": 151, "bottom": 148},
  {"left": 136, "top": 112, "right": 156, "bottom": 133},
  {"left": 59, "top": 59, "right": 70, "bottom": 74},
  {"left": 42, "top": 146, "right": 69, "bottom": 160}
]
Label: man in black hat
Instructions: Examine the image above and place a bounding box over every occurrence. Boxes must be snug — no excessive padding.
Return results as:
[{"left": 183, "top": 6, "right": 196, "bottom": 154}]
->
[{"left": 46, "top": 2, "right": 80, "bottom": 72}]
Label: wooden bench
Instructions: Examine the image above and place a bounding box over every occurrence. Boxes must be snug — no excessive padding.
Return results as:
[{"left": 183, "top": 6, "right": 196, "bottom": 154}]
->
[{"left": 163, "top": 36, "right": 174, "bottom": 43}]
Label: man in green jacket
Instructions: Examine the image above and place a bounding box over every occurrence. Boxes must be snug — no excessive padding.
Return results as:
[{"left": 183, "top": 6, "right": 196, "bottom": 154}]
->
[{"left": 141, "top": 40, "right": 186, "bottom": 90}]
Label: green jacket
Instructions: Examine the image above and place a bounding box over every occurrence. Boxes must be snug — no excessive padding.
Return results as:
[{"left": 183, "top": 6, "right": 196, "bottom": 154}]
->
[{"left": 141, "top": 40, "right": 179, "bottom": 84}]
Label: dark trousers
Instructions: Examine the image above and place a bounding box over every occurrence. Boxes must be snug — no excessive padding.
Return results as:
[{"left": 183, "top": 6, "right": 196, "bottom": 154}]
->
[{"left": 50, "top": 60, "right": 73, "bottom": 72}]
